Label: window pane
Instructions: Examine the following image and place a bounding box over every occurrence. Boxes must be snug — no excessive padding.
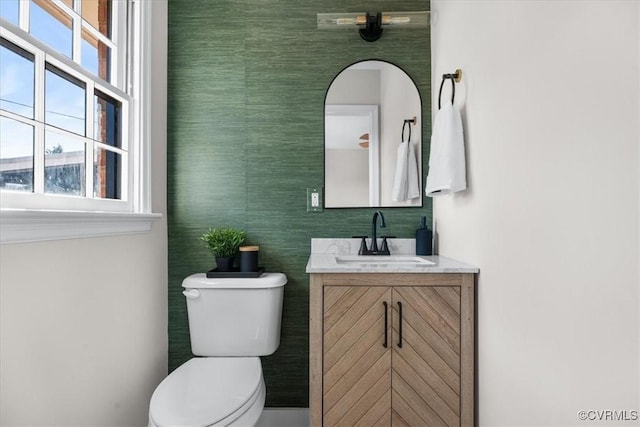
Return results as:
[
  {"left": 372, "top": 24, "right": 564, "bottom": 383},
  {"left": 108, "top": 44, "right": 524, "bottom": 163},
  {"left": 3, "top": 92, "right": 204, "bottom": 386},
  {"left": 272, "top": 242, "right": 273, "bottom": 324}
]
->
[
  {"left": 0, "top": 117, "right": 34, "bottom": 192},
  {"left": 0, "top": 0, "right": 19, "bottom": 26},
  {"left": 94, "top": 91, "right": 120, "bottom": 147},
  {"left": 82, "top": 29, "right": 111, "bottom": 82},
  {"left": 94, "top": 148, "right": 120, "bottom": 199},
  {"left": 30, "top": 0, "right": 73, "bottom": 59},
  {"left": 82, "top": 0, "right": 111, "bottom": 39},
  {"left": 45, "top": 131, "right": 85, "bottom": 195},
  {"left": 45, "top": 65, "right": 86, "bottom": 135},
  {"left": 0, "top": 39, "right": 35, "bottom": 119}
]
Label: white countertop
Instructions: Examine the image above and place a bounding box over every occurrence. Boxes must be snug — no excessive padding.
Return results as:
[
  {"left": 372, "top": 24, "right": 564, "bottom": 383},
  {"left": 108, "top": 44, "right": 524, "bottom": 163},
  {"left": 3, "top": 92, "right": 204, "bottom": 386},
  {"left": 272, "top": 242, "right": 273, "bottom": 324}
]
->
[{"left": 306, "top": 238, "right": 479, "bottom": 274}]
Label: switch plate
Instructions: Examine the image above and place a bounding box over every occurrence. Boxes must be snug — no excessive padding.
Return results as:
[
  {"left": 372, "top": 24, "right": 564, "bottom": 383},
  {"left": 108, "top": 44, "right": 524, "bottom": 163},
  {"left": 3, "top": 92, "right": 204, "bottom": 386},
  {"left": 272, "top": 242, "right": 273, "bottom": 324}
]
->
[{"left": 307, "top": 187, "right": 323, "bottom": 212}]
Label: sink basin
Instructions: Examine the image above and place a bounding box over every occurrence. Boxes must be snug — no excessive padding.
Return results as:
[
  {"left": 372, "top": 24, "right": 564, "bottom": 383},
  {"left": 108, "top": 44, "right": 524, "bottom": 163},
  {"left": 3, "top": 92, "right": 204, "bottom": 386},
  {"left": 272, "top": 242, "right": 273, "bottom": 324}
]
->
[{"left": 335, "top": 255, "right": 435, "bottom": 266}]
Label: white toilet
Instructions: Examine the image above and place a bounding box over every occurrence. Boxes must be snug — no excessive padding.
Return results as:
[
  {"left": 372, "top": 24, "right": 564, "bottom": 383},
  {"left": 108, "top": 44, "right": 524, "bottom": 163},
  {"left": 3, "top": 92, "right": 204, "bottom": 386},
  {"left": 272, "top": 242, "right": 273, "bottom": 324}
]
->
[{"left": 148, "top": 272, "right": 287, "bottom": 427}]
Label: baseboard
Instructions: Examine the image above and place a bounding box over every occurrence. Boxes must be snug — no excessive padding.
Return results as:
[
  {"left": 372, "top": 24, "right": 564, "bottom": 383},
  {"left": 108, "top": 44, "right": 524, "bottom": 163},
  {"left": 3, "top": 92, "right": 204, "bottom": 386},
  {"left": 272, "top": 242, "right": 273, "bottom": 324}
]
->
[{"left": 256, "top": 408, "right": 310, "bottom": 427}]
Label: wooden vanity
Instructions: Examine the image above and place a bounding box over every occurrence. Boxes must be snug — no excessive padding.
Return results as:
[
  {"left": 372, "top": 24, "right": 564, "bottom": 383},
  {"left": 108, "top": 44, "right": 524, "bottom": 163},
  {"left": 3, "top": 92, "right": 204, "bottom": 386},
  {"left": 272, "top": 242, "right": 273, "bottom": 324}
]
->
[{"left": 307, "top": 244, "right": 477, "bottom": 427}]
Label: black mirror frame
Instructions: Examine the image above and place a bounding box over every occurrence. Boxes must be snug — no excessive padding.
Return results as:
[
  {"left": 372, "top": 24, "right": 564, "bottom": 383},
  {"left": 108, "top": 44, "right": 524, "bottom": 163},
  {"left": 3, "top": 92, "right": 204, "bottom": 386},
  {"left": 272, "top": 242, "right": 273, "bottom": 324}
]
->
[{"left": 323, "top": 58, "right": 424, "bottom": 209}]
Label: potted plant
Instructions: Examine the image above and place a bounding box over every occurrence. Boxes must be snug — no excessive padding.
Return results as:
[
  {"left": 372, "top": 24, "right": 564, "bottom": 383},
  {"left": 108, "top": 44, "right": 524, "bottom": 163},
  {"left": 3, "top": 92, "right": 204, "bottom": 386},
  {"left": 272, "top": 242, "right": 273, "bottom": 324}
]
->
[{"left": 199, "top": 227, "right": 247, "bottom": 272}]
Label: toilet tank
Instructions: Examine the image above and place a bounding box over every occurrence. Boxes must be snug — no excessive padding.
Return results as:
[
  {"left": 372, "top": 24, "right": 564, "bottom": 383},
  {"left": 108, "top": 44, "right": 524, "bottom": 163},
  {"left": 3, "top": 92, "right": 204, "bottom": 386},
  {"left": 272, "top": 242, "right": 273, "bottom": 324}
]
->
[{"left": 182, "top": 273, "right": 287, "bottom": 356}]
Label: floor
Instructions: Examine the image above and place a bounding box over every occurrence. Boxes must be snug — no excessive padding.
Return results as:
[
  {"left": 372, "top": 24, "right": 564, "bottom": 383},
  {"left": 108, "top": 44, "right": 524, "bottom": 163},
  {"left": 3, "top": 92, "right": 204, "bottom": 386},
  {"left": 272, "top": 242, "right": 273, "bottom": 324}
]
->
[{"left": 257, "top": 408, "right": 309, "bottom": 427}]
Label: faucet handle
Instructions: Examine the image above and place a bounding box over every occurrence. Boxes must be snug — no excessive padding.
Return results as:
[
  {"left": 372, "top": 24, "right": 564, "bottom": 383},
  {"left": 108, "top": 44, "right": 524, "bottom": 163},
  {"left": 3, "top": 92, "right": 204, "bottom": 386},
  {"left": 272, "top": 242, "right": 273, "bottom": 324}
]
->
[
  {"left": 380, "top": 236, "right": 395, "bottom": 255},
  {"left": 352, "top": 236, "right": 369, "bottom": 255}
]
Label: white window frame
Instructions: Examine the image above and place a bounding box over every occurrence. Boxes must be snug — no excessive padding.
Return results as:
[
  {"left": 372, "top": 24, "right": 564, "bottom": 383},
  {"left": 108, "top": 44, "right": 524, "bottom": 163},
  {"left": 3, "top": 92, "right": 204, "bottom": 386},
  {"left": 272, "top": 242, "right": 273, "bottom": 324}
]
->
[{"left": 0, "top": 0, "right": 160, "bottom": 244}]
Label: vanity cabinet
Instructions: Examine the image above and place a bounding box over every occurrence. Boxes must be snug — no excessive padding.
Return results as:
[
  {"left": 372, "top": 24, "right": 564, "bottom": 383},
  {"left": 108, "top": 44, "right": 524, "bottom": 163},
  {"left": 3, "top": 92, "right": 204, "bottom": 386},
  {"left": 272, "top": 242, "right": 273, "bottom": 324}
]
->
[{"left": 310, "top": 273, "right": 475, "bottom": 427}]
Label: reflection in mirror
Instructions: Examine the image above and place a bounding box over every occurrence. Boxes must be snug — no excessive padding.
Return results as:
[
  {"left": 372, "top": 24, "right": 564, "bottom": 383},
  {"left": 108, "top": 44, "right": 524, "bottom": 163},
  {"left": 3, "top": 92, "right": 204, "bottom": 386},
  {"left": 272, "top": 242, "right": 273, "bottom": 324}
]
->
[
  {"left": 325, "top": 105, "right": 379, "bottom": 206},
  {"left": 324, "top": 60, "right": 422, "bottom": 208}
]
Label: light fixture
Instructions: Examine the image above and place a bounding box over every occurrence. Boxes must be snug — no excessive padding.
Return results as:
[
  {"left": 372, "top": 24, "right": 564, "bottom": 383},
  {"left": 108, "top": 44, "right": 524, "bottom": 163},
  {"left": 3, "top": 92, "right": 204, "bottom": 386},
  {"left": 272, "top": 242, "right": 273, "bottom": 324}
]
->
[{"left": 317, "top": 11, "right": 429, "bottom": 42}]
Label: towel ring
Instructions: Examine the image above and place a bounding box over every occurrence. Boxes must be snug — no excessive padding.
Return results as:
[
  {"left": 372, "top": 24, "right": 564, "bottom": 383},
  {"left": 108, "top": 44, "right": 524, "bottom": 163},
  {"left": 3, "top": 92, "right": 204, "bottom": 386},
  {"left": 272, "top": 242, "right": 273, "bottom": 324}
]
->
[
  {"left": 401, "top": 119, "right": 413, "bottom": 143},
  {"left": 438, "top": 76, "right": 455, "bottom": 110},
  {"left": 438, "top": 69, "right": 462, "bottom": 110}
]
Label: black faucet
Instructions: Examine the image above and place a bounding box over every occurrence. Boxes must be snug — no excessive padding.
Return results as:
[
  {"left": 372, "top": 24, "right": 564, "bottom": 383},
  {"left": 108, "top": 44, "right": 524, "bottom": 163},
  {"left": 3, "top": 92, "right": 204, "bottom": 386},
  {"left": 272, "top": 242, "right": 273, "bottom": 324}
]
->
[
  {"left": 356, "top": 211, "right": 391, "bottom": 255},
  {"left": 370, "top": 210, "right": 385, "bottom": 252}
]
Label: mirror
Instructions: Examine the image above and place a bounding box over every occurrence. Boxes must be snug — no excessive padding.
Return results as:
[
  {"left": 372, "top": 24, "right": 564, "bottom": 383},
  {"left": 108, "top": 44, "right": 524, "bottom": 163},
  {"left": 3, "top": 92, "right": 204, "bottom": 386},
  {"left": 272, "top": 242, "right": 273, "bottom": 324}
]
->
[{"left": 324, "top": 60, "right": 422, "bottom": 208}]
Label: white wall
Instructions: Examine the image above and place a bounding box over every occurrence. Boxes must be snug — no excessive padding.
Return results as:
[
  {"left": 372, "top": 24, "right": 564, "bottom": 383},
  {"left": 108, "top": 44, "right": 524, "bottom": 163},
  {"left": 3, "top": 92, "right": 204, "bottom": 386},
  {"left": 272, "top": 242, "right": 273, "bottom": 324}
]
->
[
  {"left": 431, "top": 1, "right": 639, "bottom": 426},
  {"left": 0, "top": 2, "right": 168, "bottom": 426}
]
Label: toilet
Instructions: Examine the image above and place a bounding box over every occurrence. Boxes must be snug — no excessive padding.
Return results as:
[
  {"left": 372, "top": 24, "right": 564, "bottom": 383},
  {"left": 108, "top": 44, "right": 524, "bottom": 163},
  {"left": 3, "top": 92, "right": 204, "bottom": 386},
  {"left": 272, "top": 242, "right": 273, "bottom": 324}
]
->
[{"left": 148, "top": 272, "right": 287, "bottom": 427}]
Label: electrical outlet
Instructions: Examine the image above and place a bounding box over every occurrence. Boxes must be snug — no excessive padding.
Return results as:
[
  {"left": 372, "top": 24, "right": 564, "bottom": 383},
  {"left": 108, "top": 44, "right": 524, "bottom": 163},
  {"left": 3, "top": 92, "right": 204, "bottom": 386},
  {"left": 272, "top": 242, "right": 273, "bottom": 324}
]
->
[{"left": 307, "top": 187, "right": 323, "bottom": 212}]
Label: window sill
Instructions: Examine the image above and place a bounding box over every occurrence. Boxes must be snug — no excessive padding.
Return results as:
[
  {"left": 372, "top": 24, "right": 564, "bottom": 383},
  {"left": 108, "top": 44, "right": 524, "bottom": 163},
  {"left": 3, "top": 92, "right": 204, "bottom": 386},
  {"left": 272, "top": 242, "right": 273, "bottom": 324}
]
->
[{"left": 0, "top": 209, "right": 162, "bottom": 244}]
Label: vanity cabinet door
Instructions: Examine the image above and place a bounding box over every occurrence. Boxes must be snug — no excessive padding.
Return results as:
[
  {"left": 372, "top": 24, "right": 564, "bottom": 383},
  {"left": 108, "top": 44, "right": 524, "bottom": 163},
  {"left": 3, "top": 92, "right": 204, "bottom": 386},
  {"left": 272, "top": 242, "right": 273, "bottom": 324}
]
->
[
  {"left": 323, "top": 286, "right": 393, "bottom": 427},
  {"left": 391, "top": 287, "right": 461, "bottom": 427}
]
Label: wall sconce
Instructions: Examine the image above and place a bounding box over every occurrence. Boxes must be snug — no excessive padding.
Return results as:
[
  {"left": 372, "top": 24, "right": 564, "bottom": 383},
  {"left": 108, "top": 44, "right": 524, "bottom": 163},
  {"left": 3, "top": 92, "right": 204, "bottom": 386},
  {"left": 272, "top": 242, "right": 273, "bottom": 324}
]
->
[{"left": 317, "top": 11, "right": 429, "bottom": 42}]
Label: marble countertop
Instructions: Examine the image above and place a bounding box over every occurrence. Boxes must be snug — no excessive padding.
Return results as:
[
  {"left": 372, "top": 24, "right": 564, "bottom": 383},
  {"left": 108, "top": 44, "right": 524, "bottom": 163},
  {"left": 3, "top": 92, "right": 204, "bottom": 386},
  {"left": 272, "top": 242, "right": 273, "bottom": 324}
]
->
[{"left": 306, "top": 238, "right": 479, "bottom": 274}]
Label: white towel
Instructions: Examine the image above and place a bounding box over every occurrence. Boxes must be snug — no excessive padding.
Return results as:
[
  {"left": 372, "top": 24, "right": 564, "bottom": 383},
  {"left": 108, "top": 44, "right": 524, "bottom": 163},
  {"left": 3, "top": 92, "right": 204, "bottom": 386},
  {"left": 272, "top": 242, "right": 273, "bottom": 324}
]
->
[
  {"left": 425, "top": 100, "right": 466, "bottom": 196},
  {"left": 392, "top": 141, "right": 420, "bottom": 202}
]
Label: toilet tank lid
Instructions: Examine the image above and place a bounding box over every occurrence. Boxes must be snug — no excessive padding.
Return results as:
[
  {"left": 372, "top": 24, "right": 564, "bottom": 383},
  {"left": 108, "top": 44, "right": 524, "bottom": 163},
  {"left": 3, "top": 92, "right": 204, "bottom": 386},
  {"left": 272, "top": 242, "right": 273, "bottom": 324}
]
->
[{"left": 182, "top": 272, "right": 287, "bottom": 289}]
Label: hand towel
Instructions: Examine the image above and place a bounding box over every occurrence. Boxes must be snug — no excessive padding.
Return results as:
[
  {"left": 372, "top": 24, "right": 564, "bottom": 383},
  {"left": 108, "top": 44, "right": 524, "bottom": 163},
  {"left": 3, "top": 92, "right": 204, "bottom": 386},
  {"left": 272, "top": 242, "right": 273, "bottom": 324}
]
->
[
  {"left": 425, "top": 100, "right": 466, "bottom": 196},
  {"left": 392, "top": 141, "right": 420, "bottom": 202}
]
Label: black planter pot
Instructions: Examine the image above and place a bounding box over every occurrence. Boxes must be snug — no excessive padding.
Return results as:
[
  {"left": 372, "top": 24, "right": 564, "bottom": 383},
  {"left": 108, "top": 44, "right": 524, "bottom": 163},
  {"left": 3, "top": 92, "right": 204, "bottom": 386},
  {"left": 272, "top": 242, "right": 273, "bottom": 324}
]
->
[{"left": 215, "top": 257, "right": 234, "bottom": 272}]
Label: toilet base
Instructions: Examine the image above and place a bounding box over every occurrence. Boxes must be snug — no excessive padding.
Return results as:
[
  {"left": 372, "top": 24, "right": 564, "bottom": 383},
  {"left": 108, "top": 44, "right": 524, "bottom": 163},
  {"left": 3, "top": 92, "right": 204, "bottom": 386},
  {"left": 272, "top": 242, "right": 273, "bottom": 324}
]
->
[{"left": 226, "top": 377, "right": 265, "bottom": 427}]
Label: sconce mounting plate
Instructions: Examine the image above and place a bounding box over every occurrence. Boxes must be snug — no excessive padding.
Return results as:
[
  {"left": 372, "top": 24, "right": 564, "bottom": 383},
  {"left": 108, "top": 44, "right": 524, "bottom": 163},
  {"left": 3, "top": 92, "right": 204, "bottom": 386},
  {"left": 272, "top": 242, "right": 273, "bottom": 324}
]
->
[{"left": 359, "top": 12, "right": 383, "bottom": 42}]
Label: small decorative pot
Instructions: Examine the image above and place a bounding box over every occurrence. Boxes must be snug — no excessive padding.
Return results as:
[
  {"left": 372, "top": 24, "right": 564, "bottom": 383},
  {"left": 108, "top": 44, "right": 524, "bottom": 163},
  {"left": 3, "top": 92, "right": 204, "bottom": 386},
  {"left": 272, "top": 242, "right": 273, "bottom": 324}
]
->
[{"left": 215, "top": 257, "right": 234, "bottom": 272}]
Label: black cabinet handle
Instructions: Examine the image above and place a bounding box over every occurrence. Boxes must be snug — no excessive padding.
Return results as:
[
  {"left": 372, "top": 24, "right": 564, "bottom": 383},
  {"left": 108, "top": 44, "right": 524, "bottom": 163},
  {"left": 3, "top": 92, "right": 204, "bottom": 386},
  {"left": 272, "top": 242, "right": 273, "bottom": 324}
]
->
[
  {"left": 397, "top": 301, "right": 403, "bottom": 348},
  {"left": 383, "top": 301, "right": 388, "bottom": 348}
]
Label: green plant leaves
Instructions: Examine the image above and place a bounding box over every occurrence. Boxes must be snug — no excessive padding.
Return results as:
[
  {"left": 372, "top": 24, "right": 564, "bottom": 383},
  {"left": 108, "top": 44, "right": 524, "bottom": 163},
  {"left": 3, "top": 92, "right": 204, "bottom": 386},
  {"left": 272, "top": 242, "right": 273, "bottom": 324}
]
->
[{"left": 199, "top": 227, "right": 247, "bottom": 258}]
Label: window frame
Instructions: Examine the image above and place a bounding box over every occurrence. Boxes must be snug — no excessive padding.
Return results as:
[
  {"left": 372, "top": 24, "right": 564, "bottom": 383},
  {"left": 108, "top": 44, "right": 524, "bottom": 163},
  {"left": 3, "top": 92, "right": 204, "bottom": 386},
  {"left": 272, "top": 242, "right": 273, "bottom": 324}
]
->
[{"left": 0, "top": 0, "right": 160, "bottom": 244}]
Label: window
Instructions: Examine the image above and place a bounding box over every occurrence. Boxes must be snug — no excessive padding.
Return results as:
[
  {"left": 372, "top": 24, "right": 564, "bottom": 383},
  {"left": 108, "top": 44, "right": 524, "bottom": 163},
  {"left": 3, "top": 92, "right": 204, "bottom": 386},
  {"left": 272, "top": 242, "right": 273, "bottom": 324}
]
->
[{"left": 0, "top": 0, "right": 160, "bottom": 243}]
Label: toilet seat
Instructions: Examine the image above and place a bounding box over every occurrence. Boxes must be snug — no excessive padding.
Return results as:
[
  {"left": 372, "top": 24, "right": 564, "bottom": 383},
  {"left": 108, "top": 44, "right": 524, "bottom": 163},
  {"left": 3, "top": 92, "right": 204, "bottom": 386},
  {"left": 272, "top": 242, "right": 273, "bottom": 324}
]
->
[{"left": 149, "top": 357, "right": 264, "bottom": 427}]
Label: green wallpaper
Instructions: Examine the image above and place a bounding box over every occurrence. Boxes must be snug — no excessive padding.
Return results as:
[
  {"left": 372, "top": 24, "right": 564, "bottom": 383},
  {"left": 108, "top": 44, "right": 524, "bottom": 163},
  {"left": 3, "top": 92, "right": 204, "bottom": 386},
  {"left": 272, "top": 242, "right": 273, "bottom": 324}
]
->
[{"left": 168, "top": 0, "right": 431, "bottom": 407}]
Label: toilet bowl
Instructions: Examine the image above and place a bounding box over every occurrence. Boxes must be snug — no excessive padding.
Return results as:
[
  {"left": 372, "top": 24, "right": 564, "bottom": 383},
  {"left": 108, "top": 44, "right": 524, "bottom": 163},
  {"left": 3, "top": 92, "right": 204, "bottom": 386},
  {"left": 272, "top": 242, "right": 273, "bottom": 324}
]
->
[
  {"left": 148, "top": 357, "right": 265, "bottom": 427},
  {"left": 148, "top": 273, "right": 287, "bottom": 427}
]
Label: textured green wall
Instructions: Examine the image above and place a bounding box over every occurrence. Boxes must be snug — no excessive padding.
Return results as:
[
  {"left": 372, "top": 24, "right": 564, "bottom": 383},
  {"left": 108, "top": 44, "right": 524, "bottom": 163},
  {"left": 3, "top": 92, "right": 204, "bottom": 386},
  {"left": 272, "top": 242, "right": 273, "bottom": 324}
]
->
[{"left": 168, "top": 0, "right": 431, "bottom": 407}]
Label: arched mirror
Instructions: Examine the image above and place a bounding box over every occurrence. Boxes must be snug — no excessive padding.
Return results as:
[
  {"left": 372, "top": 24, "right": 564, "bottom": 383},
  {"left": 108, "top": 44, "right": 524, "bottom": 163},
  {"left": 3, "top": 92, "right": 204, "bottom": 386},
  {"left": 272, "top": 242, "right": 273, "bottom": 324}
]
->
[{"left": 324, "top": 60, "right": 422, "bottom": 208}]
